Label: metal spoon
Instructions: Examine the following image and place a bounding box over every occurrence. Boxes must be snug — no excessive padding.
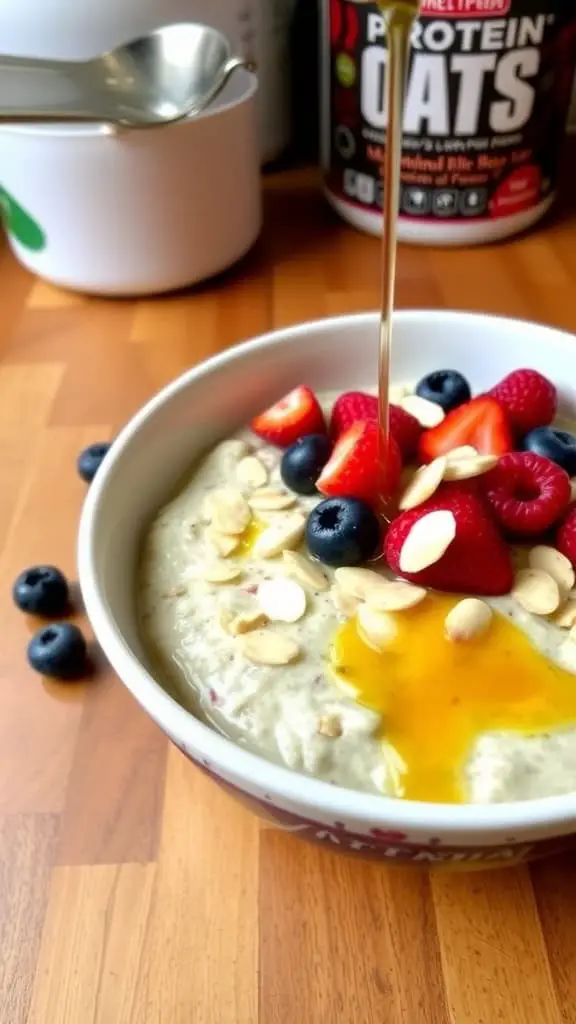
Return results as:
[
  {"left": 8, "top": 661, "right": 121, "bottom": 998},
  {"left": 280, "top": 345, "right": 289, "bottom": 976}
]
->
[{"left": 0, "top": 22, "right": 254, "bottom": 128}]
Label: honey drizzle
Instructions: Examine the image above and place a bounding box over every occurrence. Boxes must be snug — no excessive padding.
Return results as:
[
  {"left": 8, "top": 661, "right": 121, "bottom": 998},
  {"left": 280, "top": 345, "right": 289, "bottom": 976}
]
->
[{"left": 375, "top": 1, "right": 419, "bottom": 516}]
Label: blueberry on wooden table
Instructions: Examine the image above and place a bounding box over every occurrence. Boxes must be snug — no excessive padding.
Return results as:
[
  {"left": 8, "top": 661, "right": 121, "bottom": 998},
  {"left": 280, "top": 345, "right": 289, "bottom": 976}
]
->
[
  {"left": 77, "top": 442, "right": 111, "bottom": 483},
  {"left": 415, "top": 370, "right": 471, "bottom": 412},
  {"left": 27, "top": 623, "right": 88, "bottom": 681},
  {"left": 306, "top": 496, "right": 380, "bottom": 567},
  {"left": 13, "top": 565, "right": 69, "bottom": 617}
]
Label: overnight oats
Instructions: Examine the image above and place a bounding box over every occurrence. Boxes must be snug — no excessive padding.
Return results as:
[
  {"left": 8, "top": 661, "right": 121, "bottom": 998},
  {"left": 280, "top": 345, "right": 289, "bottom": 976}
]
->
[{"left": 138, "top": 367, "right": 576, "bottom": 805}]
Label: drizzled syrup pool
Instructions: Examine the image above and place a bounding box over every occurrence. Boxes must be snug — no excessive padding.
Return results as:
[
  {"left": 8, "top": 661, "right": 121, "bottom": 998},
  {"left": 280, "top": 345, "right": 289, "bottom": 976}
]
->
[{"left": 332, "top": 595, "right": 576, "bottom": 803}]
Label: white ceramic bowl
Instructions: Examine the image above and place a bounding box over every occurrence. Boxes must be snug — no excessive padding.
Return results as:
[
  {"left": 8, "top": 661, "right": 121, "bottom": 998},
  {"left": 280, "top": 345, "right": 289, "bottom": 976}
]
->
[
  {"left": 78, "top": 310, "right": 576, "bottom": 868},
  {"left": 0, "top": 70, "right": 261, "bottom": 296}
]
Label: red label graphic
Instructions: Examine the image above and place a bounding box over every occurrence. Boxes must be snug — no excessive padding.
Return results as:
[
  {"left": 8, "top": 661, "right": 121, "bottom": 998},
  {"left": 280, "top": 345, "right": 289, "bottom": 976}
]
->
[{"left": 420, "top": 0, "right": 511, "bottom": 16}]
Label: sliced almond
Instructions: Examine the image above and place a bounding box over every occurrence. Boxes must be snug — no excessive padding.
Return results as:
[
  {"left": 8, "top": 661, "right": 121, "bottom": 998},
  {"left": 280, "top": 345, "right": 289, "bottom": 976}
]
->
[
  {"left": 219, "top": 606, "right": 268, "bottom": 636},
  {"left": 389, "top": 383, "right": 412, "bottom": 405},
  {"left": 446, "top": 445, "right": 478, "bottom": 461},
  {"left": 556, "top": 598, "right": 576, "bottom": 629},
  {"left": 512, "top": 568, "right": 560, "bottom": 616},
  {"left": 331, "top": 586, "right": 360, "bottom": 618},
  {"left": 252, "top": 513, "right": 306, "bottom": 559},
  {"left": 237, "top": 629, "right": 300, "bottom": 666},
  {"left": 400, "top": 394, "right": 445, "bottom": 428},
  {"left": 258, "top": 579, "right": 307, "bottom": 623},
  {"left": 212, "top": 438, "right": 249, "bottom": 462},
  {"left": 398, "top": 457, "right": 447, "bottom": 511},
  {"left": 207, "top": 488, "right": 251, "bottom": 535},
  {"left": 206, "top": 527, "right": 240, "bottom": 558},
  {"left": 249, "top": 488, "right": 297, "bottom": 512},
  {"left": 357, "top": 604, "right": 397, "bottom": 652},
  {"left": 443, "top": 454, "right": 499, "bottom": 481},
  {"left": 334, "top": 567, "right": 388, "bottom": 602},
  {"left": 366, "top": 581, "right": 427, "bottom": 612},
  {"left": 398, "top": 510, "right": 456, "bottom": 574},
  {"left": 236, "top": 455, "right": 268, "bottom": 489},
  {"left": 282, "top": 550, "right": 329, "bottom": 591},
  {"left": 199, "top": 563, "right": 242, "bottom": 584},
  {"left": 528, "top": 545, "right": 575, "bottom": 594},
  {"left": 317, "top": 714, "right": 343, "bottom": 739},
  {"left": 445, "top": 598, "right": 493, "bottom": 643}
]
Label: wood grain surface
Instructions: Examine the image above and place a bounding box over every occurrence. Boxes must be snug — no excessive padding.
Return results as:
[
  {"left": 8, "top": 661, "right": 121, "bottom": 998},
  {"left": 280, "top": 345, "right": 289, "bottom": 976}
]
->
[{"left": 2, "top": 160, "right": 576, "bottom": 1024}]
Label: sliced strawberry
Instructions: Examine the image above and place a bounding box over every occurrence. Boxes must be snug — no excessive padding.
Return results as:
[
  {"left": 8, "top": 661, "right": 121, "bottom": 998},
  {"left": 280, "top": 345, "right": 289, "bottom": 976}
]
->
[
  {"left": 419, "top": 397, "right": 513, "bottom": 463},
  {"left": 384, "top": 483, "right": 514, "bottom": 596},
  {"left": 389, "top": 405, "right": 422, "bottom": 461},
  {"left": 317, "top": 420, "right": 401, "bottom": 504},
  {"left": 250, "top": 386, "right": 326, "bottom": 448},
  {"left": 329, "top": 391, "right": 378, "bottom": 440}
]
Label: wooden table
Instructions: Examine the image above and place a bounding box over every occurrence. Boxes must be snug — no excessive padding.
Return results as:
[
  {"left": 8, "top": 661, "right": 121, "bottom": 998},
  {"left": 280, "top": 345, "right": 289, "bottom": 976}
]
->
[{"left": 2, "top": 161, "right": 576, "bottom": 1024}]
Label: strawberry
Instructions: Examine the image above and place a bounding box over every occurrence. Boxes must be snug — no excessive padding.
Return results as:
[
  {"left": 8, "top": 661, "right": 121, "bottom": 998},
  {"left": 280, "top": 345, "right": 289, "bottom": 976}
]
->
[
  {"left": 556, "top": 502, "right": 576, "bottom": 567},
  {"left": 384, "top": 483, "right": 514, "bottom": 596},
  {"left": 389, "top": 405, "right": 422, "bottom": 460},
  {"left": 489, "top": 369, "right": 557, "bottom": 437},
  {"left": 419, "top": 397, "right": 513, "bottom": 463},
  {"left": 317, "top": 420, "right": 401, "bottom": 504},
  {"left": 251, "top": 386, "right": 326, "bottom": 447},
  {"left": 329, "top": 392, "right": 378, "bottom": 439},
  {"left": 481, "top": 452, "right": 571, "bottom": 537},
  {"left": 329, "top": 391, "right": 421, "bottom": 460}
]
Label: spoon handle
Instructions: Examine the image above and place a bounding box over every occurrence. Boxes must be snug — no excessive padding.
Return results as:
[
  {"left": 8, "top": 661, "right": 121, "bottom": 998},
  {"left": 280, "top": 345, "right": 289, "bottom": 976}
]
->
[{"left": 0, "top": 55, "right": 102, "bottom": 123}]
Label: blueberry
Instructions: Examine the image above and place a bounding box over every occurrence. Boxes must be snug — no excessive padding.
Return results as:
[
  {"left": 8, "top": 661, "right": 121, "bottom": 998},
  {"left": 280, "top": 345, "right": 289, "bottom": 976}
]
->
[
  {"left": 415, "top": 370, "right": 471, "bottom": 412},
  {"left": 306, "top": 497, "right": 380, "bottom": 567},
  {"left": 77, "top": 442, "right": 111, "bottom": 483},
  {"left": 521, "top": 426, "right": 576, "bottom": 476},
  {"left": 13, "top": 565, "right": 69, "bottom": 617},
  {"left": 27, "top": 623, "right": 88, "bottom": 681},
  {"left": 281, "top": 434, "right": 332, "bottom": 495}
]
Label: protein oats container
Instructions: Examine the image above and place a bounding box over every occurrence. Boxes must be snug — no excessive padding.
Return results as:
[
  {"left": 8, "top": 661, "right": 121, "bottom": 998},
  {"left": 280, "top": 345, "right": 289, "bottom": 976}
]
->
[{"left": 320, "top": 0, "right": 576, "bottom": 244}]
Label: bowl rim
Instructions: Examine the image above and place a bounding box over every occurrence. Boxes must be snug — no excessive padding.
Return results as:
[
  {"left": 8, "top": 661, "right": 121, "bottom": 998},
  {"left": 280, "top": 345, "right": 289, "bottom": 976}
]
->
[{"left": 78, "top": 309, "right": 576, "bottom": 838}]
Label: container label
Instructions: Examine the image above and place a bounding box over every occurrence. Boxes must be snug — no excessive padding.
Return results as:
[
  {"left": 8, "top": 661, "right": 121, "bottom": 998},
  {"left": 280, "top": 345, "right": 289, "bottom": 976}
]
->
[{"left": 324, "top": 0, "right": 576, "bottom": 223}]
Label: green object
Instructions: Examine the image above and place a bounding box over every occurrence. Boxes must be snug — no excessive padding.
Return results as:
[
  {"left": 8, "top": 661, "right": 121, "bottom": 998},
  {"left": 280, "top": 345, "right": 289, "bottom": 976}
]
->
[
  {"left": 0, "top": 187, "right": 46, "bottom": 252},
  {"left": 335, "top": 53, "right": 356, "bottom": 88}
]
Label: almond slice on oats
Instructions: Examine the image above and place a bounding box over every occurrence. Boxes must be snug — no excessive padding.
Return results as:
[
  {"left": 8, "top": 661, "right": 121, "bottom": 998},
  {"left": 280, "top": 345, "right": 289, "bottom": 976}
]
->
[
  {"left": 331, "top": 586, "right": 361, "bottom": 618},
  {"left": 252, "top": 513, "right": 306, "bottom": 559},
  {"left": 528, "top": 545, "right": 575, "bottom": 594},
  {"left": 206, "top": 527, "right": 240, "bottom": 558},
  {"left": 237, "top": 629, "right": 300, "bottom": 666},
  {"left": 389, "top": 383, "right": 412, "bottom": 405},
  {"left": 219, "top": 606, "right": 268, "bottom": 636},
  {"left": 249, "top": 488, "right": 297, "bottom": 511},
  {"left": 445, "top": 445, "right": 479, "bottom": 461},
  {"left": 199, "top": 563, "right": 243, "bottom": 584},
  {"left": 357, "top": 604, "right": 397, "bottom": 652},
  {"left": 443, "top": 454, "right": 499, "bottom": 482},
  {"left": 236, "top": 455, "right": 268, "bottom": 489},
  {"left": 512, "top": 568, "right": 560, "bottom": 616},
  {"left": 398, "top": 457, "right": 447, "bottom": 511},
  {"left": 258, "top": 579, "right": 307, "bottom": 623},
  {"left": 400, "top": 394, "right": 445, "bottom": 428},
  {"left": 398, "top": 510, "right": 456, "bottom": 574},
  {"left": 282, "top": 550, "right": 329, "bottom": 591},
  {"left": 366, "top": 581, "right": 427, "bottom": 612},
  {"left": 317, "top": 714, "right": 343, "bottom": 739},
  {"left": 444, "top": 598, "right": 492, "bottom": 643},
  {"left": 207, "top": 488, "right": 251, "bottom": 535},
  {"left": 556, "top": 598, "right": 576, "bottom": 628}
]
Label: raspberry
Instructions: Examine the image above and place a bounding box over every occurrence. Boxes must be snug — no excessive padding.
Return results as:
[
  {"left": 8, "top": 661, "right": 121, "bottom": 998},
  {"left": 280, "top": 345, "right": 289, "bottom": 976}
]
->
[
  {"left": 490, "top": 369, "right": 557, "bottom": 437},
  {"left": 481, "top": 452, "right": 571, "bottom": 537},
  {"left": 556, "top": 503, "right": 576, "bottom": 568},
  {"left": 389, "top": 405, "right": 422, "bottom": 460}
]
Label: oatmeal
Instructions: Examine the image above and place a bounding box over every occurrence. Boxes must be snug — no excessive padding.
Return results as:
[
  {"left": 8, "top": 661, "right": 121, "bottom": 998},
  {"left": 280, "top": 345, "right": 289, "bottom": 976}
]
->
[{"left": 139, "top": 379, "right": 576, "bottom": 804}]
